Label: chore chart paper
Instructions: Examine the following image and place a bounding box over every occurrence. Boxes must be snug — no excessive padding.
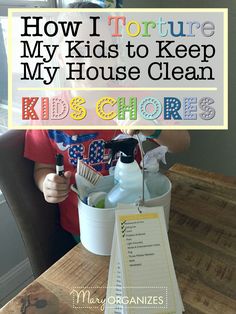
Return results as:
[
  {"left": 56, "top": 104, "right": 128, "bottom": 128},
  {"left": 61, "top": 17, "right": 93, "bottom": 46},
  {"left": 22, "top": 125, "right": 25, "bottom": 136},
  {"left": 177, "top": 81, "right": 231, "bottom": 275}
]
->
[{"left": 105, "top": 205, "right": 184, "bottom": 314}]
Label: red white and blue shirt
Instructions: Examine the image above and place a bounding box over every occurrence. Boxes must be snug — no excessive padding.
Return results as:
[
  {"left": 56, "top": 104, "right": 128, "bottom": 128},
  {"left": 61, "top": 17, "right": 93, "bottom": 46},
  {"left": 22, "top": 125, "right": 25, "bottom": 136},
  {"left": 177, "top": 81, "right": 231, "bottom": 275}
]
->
[{"left": 24, "top": 129, "right": 124, "bottom": 234}]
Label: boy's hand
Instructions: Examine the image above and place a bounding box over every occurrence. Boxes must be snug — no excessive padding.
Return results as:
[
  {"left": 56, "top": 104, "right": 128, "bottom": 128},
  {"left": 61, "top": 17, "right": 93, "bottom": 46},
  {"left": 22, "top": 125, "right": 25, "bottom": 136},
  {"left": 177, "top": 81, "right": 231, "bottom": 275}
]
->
[
  {"left": 121, "top": 130, "right": 155, "bottom": 137},
  {"left": 121, "top": 130, "right": 139, "bottom": 136},
  {"left": 42, "top": 171, "right": 72, "bottom": 203}
]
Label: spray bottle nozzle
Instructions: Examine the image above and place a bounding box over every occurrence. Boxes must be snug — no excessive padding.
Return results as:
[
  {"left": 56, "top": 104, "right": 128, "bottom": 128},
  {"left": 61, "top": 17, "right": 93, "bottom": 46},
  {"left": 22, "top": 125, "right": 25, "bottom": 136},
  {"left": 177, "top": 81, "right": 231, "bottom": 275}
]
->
[
  {"left": 105, "top": 138, "right": 138, "bottom": 166},
  {"left": 140, "top": 145, "right": 168, "bottom": 171},
  {"left": 104, "top": 140, "right": 119, "bottom": 165}
]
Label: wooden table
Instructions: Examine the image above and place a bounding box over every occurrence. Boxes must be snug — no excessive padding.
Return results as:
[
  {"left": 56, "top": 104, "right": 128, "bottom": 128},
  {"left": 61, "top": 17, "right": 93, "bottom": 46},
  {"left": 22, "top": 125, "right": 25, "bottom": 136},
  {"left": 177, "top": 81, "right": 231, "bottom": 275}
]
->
[{"left": 1, "top": 164, "right": 236, "bottom": 314}]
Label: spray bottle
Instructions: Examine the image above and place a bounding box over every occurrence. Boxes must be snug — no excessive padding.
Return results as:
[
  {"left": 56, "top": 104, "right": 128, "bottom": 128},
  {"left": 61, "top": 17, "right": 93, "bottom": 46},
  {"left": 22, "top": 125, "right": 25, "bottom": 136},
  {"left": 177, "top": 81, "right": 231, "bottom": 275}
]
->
[
  {"left": 106, "top": 137, "right": 138, "bottom": 185},
  {"left": 105, "top": 138, "right": 150, "bottom": 208},
  {"left": 107, "top": 133, "right": 147, "bottom": 184},
  {"left": 140, "top": 146, "right": 168, "bottom": 198}
]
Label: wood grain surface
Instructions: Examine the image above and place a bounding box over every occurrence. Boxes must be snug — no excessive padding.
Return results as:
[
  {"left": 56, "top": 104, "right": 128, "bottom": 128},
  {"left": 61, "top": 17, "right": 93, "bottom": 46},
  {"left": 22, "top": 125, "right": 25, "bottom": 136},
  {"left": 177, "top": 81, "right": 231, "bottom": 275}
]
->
[{"left": 1, "top": 164, "right": 236, "bottom": 314}]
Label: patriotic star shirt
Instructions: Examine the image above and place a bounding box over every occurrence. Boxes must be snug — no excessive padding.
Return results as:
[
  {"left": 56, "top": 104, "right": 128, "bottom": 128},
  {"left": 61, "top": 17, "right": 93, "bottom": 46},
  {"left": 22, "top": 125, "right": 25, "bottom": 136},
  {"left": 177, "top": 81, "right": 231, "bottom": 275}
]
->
[{"left": 24, "top": 129, "right": 132, "bottom": 235}]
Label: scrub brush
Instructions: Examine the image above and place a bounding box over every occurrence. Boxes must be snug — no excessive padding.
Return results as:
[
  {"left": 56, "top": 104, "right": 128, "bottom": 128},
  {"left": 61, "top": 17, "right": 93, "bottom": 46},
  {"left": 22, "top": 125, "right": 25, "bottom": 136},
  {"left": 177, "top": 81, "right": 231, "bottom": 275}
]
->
[{"left": 75, "top": 160, "right": 102, "bottom": 201}]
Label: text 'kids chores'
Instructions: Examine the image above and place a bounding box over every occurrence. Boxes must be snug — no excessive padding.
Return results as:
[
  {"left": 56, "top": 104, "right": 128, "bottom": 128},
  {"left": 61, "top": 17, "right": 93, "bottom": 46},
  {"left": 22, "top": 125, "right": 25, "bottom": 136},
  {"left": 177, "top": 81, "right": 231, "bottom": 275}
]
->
[{"left": 8, "top": 9, "right": 227, "bottom": 129}]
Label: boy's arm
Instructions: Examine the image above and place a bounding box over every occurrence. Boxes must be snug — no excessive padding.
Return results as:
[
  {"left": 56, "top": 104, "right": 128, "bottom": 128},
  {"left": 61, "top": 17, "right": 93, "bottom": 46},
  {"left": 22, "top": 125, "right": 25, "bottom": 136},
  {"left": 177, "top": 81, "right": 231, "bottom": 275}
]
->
[
  {"left": 148, "top": 130, "right": 190, "bottom": 153},
  {"left": 34, "top": 162, "right": 71, "bottom": 203},
  {"left": 122, "top": 130, "right": 190, "bottom": 153}
]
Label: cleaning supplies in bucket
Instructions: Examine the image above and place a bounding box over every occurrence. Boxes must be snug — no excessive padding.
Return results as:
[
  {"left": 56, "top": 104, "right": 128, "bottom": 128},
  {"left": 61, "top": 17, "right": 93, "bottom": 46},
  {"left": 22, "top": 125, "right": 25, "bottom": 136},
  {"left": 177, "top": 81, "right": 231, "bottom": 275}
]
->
[{"left": 72, "top": 137, "right": 172, "bottom": 256}]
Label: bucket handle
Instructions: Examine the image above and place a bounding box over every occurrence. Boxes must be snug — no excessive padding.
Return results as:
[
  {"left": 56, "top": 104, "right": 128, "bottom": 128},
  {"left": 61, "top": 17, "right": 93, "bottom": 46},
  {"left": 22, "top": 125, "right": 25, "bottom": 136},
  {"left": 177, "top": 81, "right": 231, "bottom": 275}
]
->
[{"left": 71, "top": 184, "right": 80, "bottom": 197}]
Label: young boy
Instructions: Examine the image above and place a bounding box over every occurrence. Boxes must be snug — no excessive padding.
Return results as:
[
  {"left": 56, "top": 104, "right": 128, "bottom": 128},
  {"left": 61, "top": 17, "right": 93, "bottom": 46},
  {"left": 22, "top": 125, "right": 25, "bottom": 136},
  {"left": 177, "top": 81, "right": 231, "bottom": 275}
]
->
[
  {"left": 24, "top": 2, "right": 190, "bottom": 242},
  {"left": 24, "top": 129, "right": 190, "bottom": 242}
]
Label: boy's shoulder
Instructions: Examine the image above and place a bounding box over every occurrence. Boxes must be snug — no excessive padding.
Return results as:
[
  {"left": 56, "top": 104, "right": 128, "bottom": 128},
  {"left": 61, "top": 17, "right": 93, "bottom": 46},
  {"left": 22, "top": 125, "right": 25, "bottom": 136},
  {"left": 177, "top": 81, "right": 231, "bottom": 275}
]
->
[
  {"left": 49, "top": 130, "right": 117, "bottom": 136},
  {"left": 26, "top": 129, "right": 120, "bottom": 143}
]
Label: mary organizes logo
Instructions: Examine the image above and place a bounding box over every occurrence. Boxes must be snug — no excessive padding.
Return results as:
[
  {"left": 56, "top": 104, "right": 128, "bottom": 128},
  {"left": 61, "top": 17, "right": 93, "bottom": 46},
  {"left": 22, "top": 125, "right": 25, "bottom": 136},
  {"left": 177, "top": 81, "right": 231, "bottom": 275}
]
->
[
  {"left": 8, "top": 8, "right": 227, "bottom": 129},
  {"left": 70, "top": 286, "right": 167, "bottom": 311}
]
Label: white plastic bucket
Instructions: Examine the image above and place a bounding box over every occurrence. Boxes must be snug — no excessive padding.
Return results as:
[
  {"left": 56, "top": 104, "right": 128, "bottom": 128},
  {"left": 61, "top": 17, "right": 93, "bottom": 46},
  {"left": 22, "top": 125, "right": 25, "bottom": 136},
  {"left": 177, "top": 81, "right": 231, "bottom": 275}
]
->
[
  {"left": 78, "top": 199, "right": 115, "bottom": 255},
  {"left": 74, "top": 175, "right": 171, "bottom": 256}
]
